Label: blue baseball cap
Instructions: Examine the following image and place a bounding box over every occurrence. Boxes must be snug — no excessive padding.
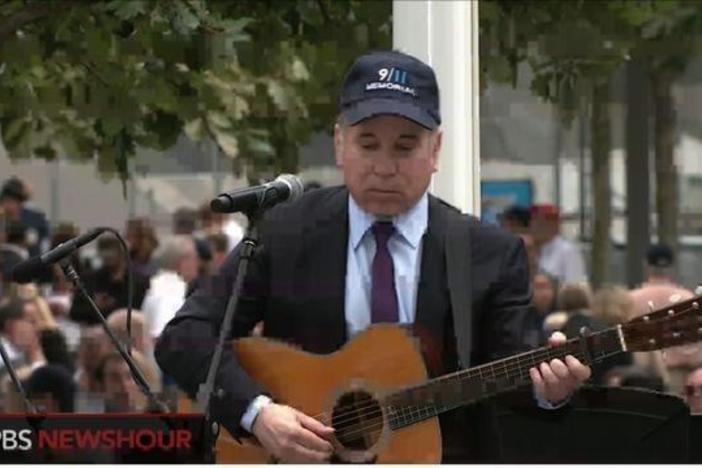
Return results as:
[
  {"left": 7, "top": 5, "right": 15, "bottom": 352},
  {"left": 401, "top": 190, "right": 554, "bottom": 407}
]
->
[{"left": 339, "top": 50, "right": 441, "bottom": 130}]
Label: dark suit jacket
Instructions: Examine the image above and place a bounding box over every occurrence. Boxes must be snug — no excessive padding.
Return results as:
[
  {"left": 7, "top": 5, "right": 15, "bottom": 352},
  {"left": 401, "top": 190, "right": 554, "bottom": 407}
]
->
[{"left": 155, "top": 186, "right": 533, "bottom": 462}]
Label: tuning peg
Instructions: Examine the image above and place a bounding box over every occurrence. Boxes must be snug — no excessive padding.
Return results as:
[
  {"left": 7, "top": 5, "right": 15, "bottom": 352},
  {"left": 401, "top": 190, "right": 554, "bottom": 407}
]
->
[{"left": 696, "top": 285, "right": 702, "bottom": 296}]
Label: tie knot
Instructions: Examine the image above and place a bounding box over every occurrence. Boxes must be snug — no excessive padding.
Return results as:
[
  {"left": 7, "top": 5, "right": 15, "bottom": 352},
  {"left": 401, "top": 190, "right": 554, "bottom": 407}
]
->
[{"left": 371, "top": 221, "right": 395, "bottom": 245}]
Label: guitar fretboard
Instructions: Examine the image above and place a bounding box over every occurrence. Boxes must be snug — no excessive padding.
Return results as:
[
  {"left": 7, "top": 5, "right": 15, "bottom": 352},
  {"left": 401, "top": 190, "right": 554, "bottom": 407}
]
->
[{"left": 384, "top": 326, "right": 623, "bottom": 430}]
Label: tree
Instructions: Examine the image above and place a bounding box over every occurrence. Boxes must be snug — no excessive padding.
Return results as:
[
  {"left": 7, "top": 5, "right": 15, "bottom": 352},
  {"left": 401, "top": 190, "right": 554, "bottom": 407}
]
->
[
  {"left": 480, "top": 0, "right": 702, "bottom": 286},
  {"left": 480, "top": 0, "right": 628, "bottom": 287},
  {"left": 0, "top": 0, "right": 391, "bottom": 186}
]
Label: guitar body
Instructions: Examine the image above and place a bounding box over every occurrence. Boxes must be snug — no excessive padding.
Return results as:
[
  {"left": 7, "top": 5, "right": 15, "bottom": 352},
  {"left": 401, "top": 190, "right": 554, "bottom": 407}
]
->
[{"left": 214, "top": 325, "right": 441, "bottom": 463}]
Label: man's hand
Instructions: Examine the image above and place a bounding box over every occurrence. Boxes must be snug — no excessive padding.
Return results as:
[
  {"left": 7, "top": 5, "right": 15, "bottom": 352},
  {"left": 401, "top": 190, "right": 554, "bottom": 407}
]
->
[
  {"left": 530, "top": 331, "right": 591, "bottom": 405},
  {"left": 251, "top": 403, "right": 335, "bottom": 463}
]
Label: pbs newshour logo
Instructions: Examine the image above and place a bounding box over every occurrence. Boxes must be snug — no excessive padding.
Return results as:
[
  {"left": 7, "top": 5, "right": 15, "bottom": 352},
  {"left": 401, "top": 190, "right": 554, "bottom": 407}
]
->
[{"left": 0, "top": 429, "right": 32, "bottom": 451}]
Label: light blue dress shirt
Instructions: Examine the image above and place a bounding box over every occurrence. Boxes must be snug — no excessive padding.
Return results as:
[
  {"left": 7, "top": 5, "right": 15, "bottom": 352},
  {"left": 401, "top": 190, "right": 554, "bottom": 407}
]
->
[{"left": 344, "top": 192, "right": 428, "bottom": 336}]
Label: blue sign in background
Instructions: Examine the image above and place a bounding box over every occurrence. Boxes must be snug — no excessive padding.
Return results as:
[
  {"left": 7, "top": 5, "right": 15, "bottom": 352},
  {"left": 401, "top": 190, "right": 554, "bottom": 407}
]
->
[{"left": 480, "top": 180, "right": 534, "bottom": 225}]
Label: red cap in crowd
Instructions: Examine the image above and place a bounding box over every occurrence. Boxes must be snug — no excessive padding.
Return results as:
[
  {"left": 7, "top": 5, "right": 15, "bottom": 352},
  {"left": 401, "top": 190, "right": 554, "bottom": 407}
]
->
[{"left": 530, "top": 204, "right": 560, "bottom": 221}]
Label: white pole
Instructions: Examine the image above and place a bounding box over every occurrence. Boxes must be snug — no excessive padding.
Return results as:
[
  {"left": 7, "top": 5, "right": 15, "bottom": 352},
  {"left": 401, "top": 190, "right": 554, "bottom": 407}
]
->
[{"left": 393, "top": 0, "right": 480, "bottom": 215}]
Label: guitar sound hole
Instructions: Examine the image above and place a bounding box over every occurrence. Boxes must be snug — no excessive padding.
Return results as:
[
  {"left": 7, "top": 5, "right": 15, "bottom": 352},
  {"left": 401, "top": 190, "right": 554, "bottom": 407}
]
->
[{"left": 331, "top": 390, "right": 384, "bottom": 451}]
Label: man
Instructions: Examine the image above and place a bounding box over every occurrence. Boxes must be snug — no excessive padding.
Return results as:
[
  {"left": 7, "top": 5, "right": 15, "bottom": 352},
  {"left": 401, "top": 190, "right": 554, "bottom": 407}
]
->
[
  {"left": 141, "top": 235, "right": 200, "bottom": 339},
  {"left": 1, "top": 221, "right": 29, "bottom": 281},
  {"left": 25, "top": 364, "right": 77, "bottom": 412},
  {"left": 155, "top": 50, "right": 590, "bottom": 463},
  {"left": 69, "top": 236, "right": 149, "bottom": 325},
  {"left": 500, "top": 205, "right": 531, "bottom": 235},
  {"left": 530, "top": 204, "right": 587, "bottom": 285},
  {"left": 629, "top": 243, "right": 697, "bottom": 394},
  {"left": 1, "top": 177, "right": 50, "bottom": 259},
  {"left": 629, "top": 243, "right": 693, "bottom": 317}
]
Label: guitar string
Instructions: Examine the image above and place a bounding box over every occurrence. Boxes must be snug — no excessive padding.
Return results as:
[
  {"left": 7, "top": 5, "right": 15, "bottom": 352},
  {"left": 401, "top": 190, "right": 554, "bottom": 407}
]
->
[
  {"left": 312, "top": 344, "right": 581, "bottom": 430},
  {"left": 324, "top": 347, "right": 634, "bottom": 443},
  {"left": 319, "top": 334, "right": 624, "bottom": 431},
  {"left": 319, "top": 305, "right": 701, "bottom": 429},
  {"left": 322, "top": 344, "right": 594, "bottom": 432},
  {"left": 326, "top": 346, "right": 594, "bottom": 434}
]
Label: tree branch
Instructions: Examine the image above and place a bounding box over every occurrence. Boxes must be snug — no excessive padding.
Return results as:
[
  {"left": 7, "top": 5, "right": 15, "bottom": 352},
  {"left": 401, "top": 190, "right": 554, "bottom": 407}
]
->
[
  {"left": 0, "top": 1, "right": 55, "bottom": 44},
  {"left": 315, "top": 0, "right": 331, "bottom": 24}
]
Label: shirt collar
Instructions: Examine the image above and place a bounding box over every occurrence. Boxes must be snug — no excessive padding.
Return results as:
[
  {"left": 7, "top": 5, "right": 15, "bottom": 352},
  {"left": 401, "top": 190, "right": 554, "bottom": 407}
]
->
[{"left": 348, "top": 191, "right": 428, "bottom": 250}]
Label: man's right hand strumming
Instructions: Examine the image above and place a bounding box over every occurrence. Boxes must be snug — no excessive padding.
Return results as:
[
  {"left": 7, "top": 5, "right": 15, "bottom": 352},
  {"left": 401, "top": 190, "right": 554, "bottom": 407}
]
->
[{"left": 251, "top": 403, "right": 335, "bottom": 463}]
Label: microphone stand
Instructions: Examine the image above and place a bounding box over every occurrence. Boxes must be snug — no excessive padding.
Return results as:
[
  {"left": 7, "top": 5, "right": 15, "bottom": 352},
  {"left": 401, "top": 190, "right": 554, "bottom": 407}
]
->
[
  {"left": 0, "top": 339, "right": 35, "bottom": 413},
  {"left": 196, "top": 213, "right": 261, "bottom": 455},
  {"left": 59, "top": 259, "right": 168, "bottom": 413}
]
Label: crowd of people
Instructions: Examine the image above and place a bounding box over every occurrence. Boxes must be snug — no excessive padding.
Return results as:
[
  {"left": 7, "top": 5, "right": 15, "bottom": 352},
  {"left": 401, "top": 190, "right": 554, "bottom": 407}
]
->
[
  {"left": 500, "top": 203, "right": 702, "bottom": 412},
  {"left": 0, "top": 173, "right": 701, "bottom": 416},
  {"left": 0, "top": 176, "right": 244, "bottom": 413}
]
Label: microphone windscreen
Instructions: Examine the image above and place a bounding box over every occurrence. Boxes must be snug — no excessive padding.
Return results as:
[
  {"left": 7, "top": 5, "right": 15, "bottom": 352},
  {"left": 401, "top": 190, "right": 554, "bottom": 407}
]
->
[{"left": 10, "top": 256, "right": 44, "bottom": 284}]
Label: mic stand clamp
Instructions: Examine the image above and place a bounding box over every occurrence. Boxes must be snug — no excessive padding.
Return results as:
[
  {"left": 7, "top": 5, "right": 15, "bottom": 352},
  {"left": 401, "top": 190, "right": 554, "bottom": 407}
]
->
[
  {"left": 60, "top": 260, "right": 169, "bottom": 413},
  {"left": 196, "top": 212, "right": 261, "bottom": 460}
]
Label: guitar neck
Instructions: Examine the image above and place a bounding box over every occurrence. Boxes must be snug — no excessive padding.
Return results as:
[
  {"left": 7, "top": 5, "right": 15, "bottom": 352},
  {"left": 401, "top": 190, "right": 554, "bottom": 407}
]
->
[{"left": 384, "top": 325, "right": 626, "bottom": 430}]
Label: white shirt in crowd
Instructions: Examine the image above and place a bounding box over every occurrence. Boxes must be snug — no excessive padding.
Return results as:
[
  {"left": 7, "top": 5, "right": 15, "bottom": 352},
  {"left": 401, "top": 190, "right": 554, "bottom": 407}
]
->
[
  {"left": 538, "top": 235, "right": 587, "bottom": 285},
  {"left": 142, "top": 270, "right": 188, "bottom": 339},
  {"left": 223, "top": 219, "right": 244, "bottom": 252}
]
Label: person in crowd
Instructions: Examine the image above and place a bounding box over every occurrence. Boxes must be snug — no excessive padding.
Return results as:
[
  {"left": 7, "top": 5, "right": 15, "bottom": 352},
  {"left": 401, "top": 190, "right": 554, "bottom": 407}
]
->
[
  {"left": 684, "top": 367, "right": 702, "bottom": 414},
  {"left": 543, "top": 283, "right": 593, "bottom": 336},
  {"left": 532, "top": 272, "right": 559, "bottom": 317},
  {"left": 0, "top": 220, "right": 29, "bottom": 282},
  {"left": 69, "top": 235, "right": 149, "bottom": 325},
  {"left": 141, "top": 236, "right": 200, "bottom": 340},
  {"left": 25, "top": 364, "right": 77, "bottom": 412},
  {"left": 629, "top": 243, "right": 693, "bottom": 316},
  {"left": 15, "top": 284, "right": 73, "bottom": 374},
  {"left": 125, "top": 217, "right": 159, "bottom": 280},
  {"left": 199, "top": 203, "right": 244, "bottom": 253},
  {"left": 530, "top": 204, "right": 587, "bottom": 285},
  {"left": 106, "top": 309, "right": 152, "bottom": 356},
  {"left": 0, "top": 297, "right": 46, "bottom": 376},
  {"left": 95, "top": 350, "right": 160, "bottom": 413},
  {"left": 519, "top": 233, "right": 539, "bottom": 280},
  {"left": 74, "top": 325, "right": 112, "bottom": 393},
  {"left": 173, "top": 207, "right": 214, "bottom": 289},
  {"left": 207, "top": 233, "right": 230, "bottom": 273},
  {"left": 603, "top": 365, "right": 665, "bottom": 393},
  {"left": 500, "top": 205, "right": 531, "bottom": 235},
  {"left": 0, "top": 177, "right": 50, "bottom": 258},
  {"left": 155, "top": 50, "right": 590, "bottom": 463},
  {"left": 588, "top": 286, "right": 634, "bottom": 384}
]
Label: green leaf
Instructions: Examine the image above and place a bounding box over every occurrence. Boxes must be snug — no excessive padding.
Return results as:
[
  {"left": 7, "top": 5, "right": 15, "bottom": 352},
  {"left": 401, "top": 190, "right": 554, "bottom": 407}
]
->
[{"left": 212, "top": 128, "right": 239, "bottom": 158}]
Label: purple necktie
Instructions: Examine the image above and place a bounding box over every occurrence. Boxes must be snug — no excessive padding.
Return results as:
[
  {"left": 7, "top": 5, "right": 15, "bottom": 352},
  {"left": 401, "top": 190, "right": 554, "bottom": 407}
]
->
[{"left": 371, "top": 221, "right": 399, "bottom": 323}]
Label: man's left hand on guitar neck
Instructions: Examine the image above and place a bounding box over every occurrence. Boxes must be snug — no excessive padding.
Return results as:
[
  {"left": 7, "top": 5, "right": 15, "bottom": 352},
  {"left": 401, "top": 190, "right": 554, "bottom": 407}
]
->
[{"left": 530, "top": 332, "right": 592, "bottom": 406}]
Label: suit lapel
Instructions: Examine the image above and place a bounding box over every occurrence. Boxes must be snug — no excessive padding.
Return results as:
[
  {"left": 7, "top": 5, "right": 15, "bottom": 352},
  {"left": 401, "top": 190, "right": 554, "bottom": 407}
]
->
[
  {"left": 413, "top": 196, "right": 452, "bottom": 375},
  {"left": 301, "top": 187, "right": 349, "bottom": 350}
]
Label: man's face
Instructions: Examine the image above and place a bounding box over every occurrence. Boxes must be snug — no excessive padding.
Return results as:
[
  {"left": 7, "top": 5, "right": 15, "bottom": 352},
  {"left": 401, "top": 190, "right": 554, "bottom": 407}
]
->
[
  {"left": 334, "top": 115, "right": 441, "bottom": 217},
  {"left": 99, "top": 246, "right": 123, "bottom": 271},
  {"left": 0, "top": 198, "right": 21, "bottom": 220},
  {"left": 103, "top": 359, "right": 139, "bottom": 411},
  {"left": 532, "top": 274, "right": 556, "bottom": 315},
  {"left": 531, "top": 217, "right": 559, "bottom": 244},
  {"left": 178, "top": 240, "right": 200, "bottom": 284}
]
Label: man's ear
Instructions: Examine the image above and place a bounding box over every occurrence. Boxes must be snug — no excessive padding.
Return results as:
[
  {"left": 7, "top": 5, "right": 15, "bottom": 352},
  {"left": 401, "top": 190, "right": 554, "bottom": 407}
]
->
[
  {"left": 430, "top": 130, "right": 442, "bottom": 172},
  {"left": 333, "top": 123, "right": 344, "bottom": 168}
]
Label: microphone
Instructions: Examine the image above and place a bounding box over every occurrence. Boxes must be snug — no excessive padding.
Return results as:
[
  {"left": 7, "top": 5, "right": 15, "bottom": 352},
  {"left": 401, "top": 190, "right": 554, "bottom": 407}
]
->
[
  {"left": 210, "top": 174, "right": 304, "bottom": 214},
  {"left": 11, "top": 227, "right": 106, "bottom": 283}
]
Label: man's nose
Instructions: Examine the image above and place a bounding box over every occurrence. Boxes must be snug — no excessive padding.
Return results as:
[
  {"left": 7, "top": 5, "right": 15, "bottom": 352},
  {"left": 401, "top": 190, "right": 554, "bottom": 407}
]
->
[{"left": 372, "top": 155, "right": 397, "bottom": 176}]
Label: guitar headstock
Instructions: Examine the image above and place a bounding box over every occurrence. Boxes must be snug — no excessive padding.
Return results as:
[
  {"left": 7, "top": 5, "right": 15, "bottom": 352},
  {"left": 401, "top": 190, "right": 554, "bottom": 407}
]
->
[{"left": 622, "top": 295, "right": 702, "bottom": 352}]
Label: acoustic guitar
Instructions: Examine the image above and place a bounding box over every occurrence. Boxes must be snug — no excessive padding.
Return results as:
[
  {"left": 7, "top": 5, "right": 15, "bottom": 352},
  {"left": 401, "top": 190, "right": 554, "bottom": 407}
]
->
[{"left": 202, "top": 295, "right": 702, "bottom": 463}]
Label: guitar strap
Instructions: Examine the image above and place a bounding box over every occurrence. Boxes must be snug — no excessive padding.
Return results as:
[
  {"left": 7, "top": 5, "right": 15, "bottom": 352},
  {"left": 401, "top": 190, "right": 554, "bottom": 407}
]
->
[{"left": 444, "top": 210, "right": 473, "bottom": 370}]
